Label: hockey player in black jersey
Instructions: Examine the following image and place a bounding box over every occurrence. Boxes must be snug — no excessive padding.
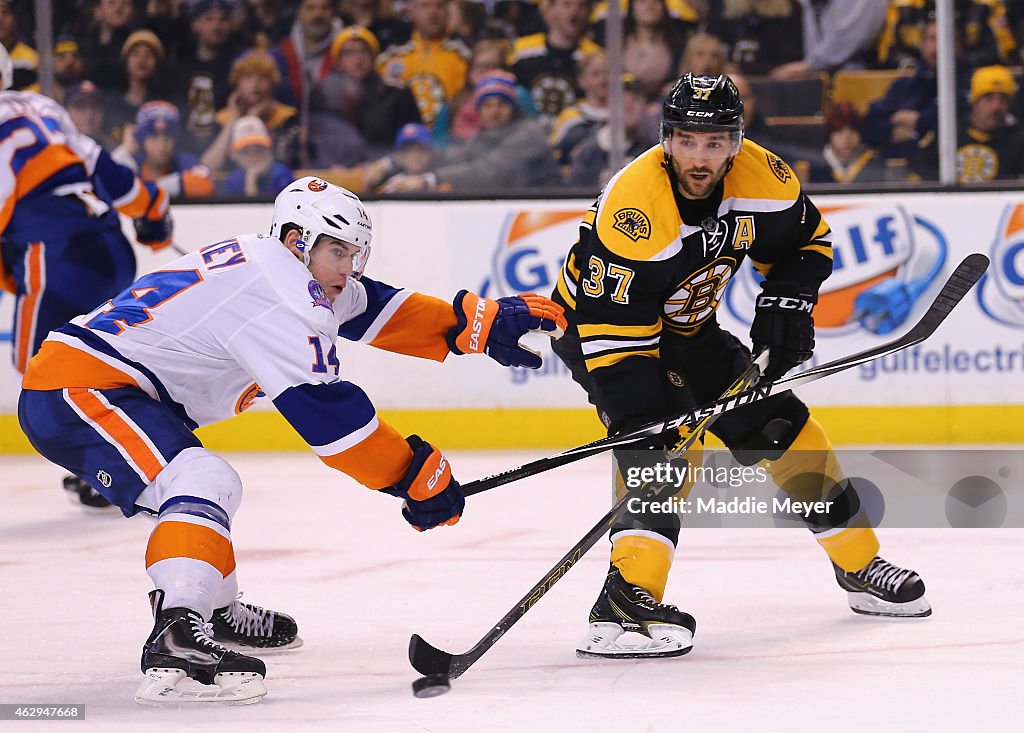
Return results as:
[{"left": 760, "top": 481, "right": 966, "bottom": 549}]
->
[{"left": 552, "top": 73, "right": 931, "bottom": 659}]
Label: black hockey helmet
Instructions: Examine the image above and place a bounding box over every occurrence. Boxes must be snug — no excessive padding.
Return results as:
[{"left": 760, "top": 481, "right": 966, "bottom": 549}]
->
[{"left": 661, "top": 73, "right": 745, "bottom": 136}]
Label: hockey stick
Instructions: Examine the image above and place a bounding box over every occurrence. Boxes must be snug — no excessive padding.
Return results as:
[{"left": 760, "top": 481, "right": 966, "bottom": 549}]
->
[
  {"left": 410, "top": 352, "right": 769, "bottom": 680},
  {"left": 461, "top": 253, "right": 991, "bottom": 499},
  {"left": 409, "top": 253, "right": 989, "bottom": 680}
]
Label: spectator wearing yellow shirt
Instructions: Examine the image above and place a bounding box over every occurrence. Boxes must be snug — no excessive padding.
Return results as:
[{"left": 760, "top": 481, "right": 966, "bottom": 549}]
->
[{"left": 376, "top": 0, "right": 471, "bottom": 128}]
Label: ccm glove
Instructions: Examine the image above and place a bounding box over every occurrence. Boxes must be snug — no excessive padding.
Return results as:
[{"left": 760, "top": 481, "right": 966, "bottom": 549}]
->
[
  {"left": 381, "top": 435, "right": 464, "bottom": 531},
  {"left": 750, "top": 280, "right": 816, "bottom": 380},
  {"left": 133, "top": 182, "right": 173, "bottom": 251},
  {"left": 446, "top": 290, "right": 567, "bottom": 369}
]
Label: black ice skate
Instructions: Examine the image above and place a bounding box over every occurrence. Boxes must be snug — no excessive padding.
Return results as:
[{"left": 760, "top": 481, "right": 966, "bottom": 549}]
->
[
  {"left": 834, "top": 556, "right": 932, "bottom": 618},
  {"left": 62, "top": 475, "right": 115, "bottom": 511},
  {"left": 211, "top": 593, "right": 302, "bottom": 651},
  {"left": 135, "top": 590, "right": 268, "bottom": 705},
  {"left": 576, "top": 566, "right": 696, "bottom": 659}
]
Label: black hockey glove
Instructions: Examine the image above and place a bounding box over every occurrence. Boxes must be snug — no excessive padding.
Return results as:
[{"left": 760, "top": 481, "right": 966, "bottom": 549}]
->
[{"left": 749, "top": 280, "right": 816, "bottom": 381}]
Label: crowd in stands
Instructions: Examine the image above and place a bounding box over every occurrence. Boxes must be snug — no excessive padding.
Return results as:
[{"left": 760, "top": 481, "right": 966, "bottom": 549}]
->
[{"left": 6, "top": 0, "right": 1024, "bottom": 196}]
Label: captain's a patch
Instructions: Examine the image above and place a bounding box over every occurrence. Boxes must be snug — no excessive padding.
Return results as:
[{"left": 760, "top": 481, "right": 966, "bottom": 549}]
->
[{"left": 612, "top": 208, "right": 652, "bottom": 241}]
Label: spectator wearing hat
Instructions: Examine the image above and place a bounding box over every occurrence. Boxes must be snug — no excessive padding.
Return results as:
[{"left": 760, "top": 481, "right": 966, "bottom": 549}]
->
[
  {"left": 270, "top": 0, "right": 343, "bottom": 108},
  {"left": 313, "top": 25, "right": 423, "bottom": 156},
  {"left": 909, "top": 64, "right": 1024, "bottom": 183},
  {"left": 220, "top": 115, "right": 295, "bottom": 197},
  {"left": 381, "top": 71, "right": 560, "bottom": 192},
  {"left": 0, "top": 0, "right": 36, "bottom": 89},
  {"left": 112, "top": 101, "right": 215, "bottom": 199},
  {"left": 179, "top": 0, "right": 247, "bottom": 141},
  {"left": 107, "top": 30, "right": 173, "bottom": 137},
  {"left": 566, "top": 73, "right": 655, "bottom": 187},
  {"left": 376, "top": 0, "right": 471, "bottom": 128},
  {"left": 79, "top": 0, "right": 139, "bottom": 91},
  {"left": 201, "top": 51, "right": 300, "bottom": 172},
  {"left": 53, "top": 37, "right": 86, "bottom": 103},
  {"left": 65, "top": 80, "right": 117, "bottom": 151},
  {"left": 808, "top": 103, "right": 886, "bottom": 184},
  {"left": 360, "top": 121, "right": 437, "bottom": 190},
  {"left": 433, "top": 38, "right": 537, "bottom": 147},
  {"left": 340, "top": 0, "right": 412, "bottom": 53}
]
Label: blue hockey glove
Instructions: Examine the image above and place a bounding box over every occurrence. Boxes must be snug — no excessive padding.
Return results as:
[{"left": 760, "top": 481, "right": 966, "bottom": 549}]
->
[
  {"left": 446, "top": 290, "right": 567, "bottom": 369},
  {"left": 381, "top": 435, "right": 464, "bottom": 531},
  {"left": 134, "top": 182, "right": 173, "bottom": 251}
]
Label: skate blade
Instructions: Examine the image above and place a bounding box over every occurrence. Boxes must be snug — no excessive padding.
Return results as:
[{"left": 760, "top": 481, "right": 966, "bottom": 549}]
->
[
  {"left": 847, "top": 592, "right": 933, "bottom": 618},
  {"left": 134, "top": 668, "right": 267, "bottom": 705},
  {"left": 217, "top": 635, "right": 304, "bottom": 653},
  {"left": 576, "top": 622, "right": 694, "bottom": 659}
]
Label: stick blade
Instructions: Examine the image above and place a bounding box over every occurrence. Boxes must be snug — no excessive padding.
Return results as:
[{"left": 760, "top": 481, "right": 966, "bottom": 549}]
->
[{"left": 409, "top": 634, "right": 455, "bottom": 677}]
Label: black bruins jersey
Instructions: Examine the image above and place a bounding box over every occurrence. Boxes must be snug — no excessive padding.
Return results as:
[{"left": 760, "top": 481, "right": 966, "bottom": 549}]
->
[{"left": 552, "top": 140, "right": 833, "bottom": 430}]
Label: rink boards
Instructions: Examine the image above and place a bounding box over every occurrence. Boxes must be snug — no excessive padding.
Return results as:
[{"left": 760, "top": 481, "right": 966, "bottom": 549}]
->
[{"left": 2, "top": 190, "right": 1024, "bottom": 451}]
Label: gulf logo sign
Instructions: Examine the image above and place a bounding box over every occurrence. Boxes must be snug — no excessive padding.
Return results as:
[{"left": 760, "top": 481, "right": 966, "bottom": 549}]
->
[
  {"left": 978, "top": 203, "right": 1024, "bottom": 327},
  {"left": 726, "top": 204, "right": 947, "bottom": 336},
  {"left": 481, "top": 211, "right": 585, "bottom": 297}
]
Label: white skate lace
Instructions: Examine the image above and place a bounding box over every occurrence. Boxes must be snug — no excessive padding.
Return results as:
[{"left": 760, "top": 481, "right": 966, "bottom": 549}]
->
[
  {"left": 222, "top": 593, "right": 274, "bottom": 637},
  {"left": 857, "top": 558, "right": 912, "bottom": 592},
  {"left": 187, "top": 614, "right": 229, "bottom": 651},
  {"left": 633, "top": 586, "right": 678, "bottom": 611}
]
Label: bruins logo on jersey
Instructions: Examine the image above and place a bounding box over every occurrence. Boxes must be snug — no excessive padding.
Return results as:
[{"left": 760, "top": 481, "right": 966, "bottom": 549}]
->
[
  {"left": 663, "top": 257, "right": 736, "bottom": 328},
  {"left": 408, "top": 72, "right": 447, "bottom": 125},
  {"left": 612, "top": 208, "right": 652, "bottom": 241},
  {"left": 957, "top": 143, "right": 999, "bottom": 182},
  {"left": 766, "top": 153, "right": 792, "bottom": 183},
  {"left": 530, "top": 74, "right": 577, "bottom": 117}
]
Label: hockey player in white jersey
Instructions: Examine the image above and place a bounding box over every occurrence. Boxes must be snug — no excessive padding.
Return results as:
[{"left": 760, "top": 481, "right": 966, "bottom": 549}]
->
[
  {"left": 18, "top": 176, "right": 567, "bottom": 704},
  {"left": 0, "top": 43, "right": 174, "bottom": 509}
]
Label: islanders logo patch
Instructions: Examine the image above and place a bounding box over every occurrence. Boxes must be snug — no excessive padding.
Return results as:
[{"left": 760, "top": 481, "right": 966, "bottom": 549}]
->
[
  {"left": 307, "top": 178, "right": 329, "bottom": 192},
  {"left": 612, "top": 208, "right": 651, "bottom": 241},
  {"left": 308, "top": 280, "right": 333, "bottom": 311}
]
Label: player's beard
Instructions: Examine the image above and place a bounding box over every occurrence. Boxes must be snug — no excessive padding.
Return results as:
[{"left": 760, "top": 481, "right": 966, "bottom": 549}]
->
[{"left": 672, "top": 155, "right": 730, "bottom": 200}]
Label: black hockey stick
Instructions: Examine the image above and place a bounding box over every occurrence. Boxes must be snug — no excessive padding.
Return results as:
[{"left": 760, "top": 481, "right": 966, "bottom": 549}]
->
[
  {"left": 410, "top": 351, "right": 770, "bottom": 679},
  {"left": 461, "top": 252, "right": 991, "bottom": 499},
  {"left": 409, "top": 253, "right": 989, "bottom": 680}
]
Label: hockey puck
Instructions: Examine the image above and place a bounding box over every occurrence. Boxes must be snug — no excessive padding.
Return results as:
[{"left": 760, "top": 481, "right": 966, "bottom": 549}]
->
[{"left": 411, "top": 673, "right": 451, "bottom": 698}]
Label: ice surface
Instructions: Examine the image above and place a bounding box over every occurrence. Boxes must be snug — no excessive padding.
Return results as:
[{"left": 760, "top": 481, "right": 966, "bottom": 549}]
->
[{"left": 2, "top": 451, "right": 1022, "bottom": 732}]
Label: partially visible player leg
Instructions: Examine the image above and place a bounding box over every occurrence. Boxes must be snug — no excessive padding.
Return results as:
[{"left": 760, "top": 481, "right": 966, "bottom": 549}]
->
[
  {"left": 717, "top": 391, "right": 931, "bottom": 618},
  {"left": 577, "top": 442, "right": 702, "bottom": 659},
  {"left": 552, "top": 326, "right": 698, "bottom": 658},
  {"left": 18, "top": 387, "right": 291, "bottom": 703},
  {"left": 9, "top": 207, "right": 138, "bottom": 510}
]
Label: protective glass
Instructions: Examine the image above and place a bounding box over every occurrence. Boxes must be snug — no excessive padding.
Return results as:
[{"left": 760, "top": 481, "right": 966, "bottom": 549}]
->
[{"left": 664, "top": 129, "right": 744, "bottom": 160}]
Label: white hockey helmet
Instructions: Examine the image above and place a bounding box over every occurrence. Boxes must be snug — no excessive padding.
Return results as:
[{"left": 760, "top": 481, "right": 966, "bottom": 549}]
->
[
  {"left": 0, "top": 43, "right": 12, "bottom": 91},
  {"left": 270, "top": 176, "right": 373, "bottom": 275}
]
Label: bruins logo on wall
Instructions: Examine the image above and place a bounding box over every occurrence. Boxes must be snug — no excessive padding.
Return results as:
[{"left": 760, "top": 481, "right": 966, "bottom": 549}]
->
[
  {"left": 766, "top": 153, "right": 792, "bottom": 183},
  {"left": 612, "top": 208, "right": 651, "bottom": 241},
  {"left": 663, "top": 257, "right": 736, "bottom": 328},
  {"left": 957, "top": 144, "right": 999, "bottom": 182}
]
